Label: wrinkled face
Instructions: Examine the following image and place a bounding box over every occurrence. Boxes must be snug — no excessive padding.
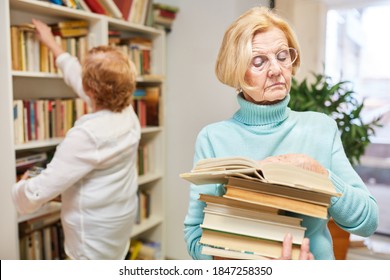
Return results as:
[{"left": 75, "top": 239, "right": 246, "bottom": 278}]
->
[{"left": 244, "top": 27, "right": 294, "bottom": 104}]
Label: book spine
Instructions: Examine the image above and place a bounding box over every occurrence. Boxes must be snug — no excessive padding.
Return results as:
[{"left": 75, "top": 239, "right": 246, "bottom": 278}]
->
[{"left": 84, "top": 0, "right": 107, "bottom": 15}]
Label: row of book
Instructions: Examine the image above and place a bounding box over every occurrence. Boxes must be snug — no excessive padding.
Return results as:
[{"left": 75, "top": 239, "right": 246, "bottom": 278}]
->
[
  {"left": 48, "top": 1, "right": 179, "bottom": 31},
  {"left": 13, "top": 89, "right": 160, "bottom": 146},
  {"left": 137, "top": 143, "right": 151, "bottom": 176},
  {"left": 109, "top": 35, "right": 152, "bottom": 76},
  {"left": 181, "top": 156, "right": 341, "bottom": 259},
  {"left": 12, "top": 90, "right": 161, "bottom": 145},
  {"left": 49, "top": 0, "right": 152, "bottom": 26},
  {"left": 10, "top": 22, "right": 89, "bottom": 72},
  {"left": 13, "top": 98, "right": 91, "bottom": 145},
  {"left": 10, "top": 20, "right": 159, "bottom": 78},
  {"left": 19, "top": 210, "right": 66, "bottom": 260}
]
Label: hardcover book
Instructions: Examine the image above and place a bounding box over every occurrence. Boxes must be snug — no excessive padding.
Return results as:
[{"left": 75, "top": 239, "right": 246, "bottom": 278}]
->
[{"left": 200, "top": 229, "right": 301, "bottom": 260}]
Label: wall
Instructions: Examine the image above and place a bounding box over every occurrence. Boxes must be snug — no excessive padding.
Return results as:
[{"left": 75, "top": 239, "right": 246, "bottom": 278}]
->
[
  {"left": 159, "top": 0, "right": 269, "bottom": 260},
  {"left": 275, "top": 0, "right": 328, "bottom": 81}
]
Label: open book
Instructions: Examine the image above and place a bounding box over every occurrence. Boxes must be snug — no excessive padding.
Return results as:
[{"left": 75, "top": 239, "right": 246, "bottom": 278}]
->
[{"left": 180, "top": 156, "right": 341, "bottom": 197}]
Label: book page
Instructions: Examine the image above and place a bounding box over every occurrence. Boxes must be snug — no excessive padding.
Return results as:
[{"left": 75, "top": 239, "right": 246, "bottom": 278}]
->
[
  {"left": 180, "top": 168, "right": 265, "bottom": 185},
  {"left": 193, "top": 156, "right": 261, "bottom": 171}
]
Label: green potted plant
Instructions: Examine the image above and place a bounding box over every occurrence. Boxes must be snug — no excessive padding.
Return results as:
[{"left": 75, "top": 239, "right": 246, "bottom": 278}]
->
[
  {"left": 289, "top": 72, "right": 382, "bottom": 166},
  {"left": 289, "top": 72, "right": 382, "bottom": 259}
]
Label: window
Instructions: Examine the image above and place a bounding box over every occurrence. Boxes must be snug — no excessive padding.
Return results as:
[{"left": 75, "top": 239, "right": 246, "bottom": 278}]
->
[{"left": 325, "top": 5, "right": 390, "bottom": 143}]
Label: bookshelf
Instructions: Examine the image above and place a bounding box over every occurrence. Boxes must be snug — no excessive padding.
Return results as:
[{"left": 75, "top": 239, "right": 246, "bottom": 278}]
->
[{"left": 1, "top": 0, "right": 166, "bottom": 259}]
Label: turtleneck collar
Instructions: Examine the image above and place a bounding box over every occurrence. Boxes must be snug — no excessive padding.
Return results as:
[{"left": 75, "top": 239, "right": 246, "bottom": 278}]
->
[{"left": 233, "top": 93, "right": 290, "bottom": 126}]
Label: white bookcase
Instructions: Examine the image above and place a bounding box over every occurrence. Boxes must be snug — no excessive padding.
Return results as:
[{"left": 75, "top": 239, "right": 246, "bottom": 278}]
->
[{"left": 0, "top": 0, "right": 166, "bottom": 259}]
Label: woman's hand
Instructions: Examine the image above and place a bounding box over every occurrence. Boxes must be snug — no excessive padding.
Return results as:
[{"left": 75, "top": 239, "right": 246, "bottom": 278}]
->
[
  {"left": 261, "top": 153, "right": 328, "bottom": 176},
  {"left": 21, "top": 170, "right": 29, "bottom": 180},
  {"left": 32, "top": 19, "right": 65, "bottom": 59},
  {"left": 280, "top": 233, "right": 314, "bottom": 260}
]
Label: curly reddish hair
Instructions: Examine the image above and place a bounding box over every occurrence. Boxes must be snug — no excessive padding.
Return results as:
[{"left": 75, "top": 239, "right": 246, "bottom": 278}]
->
[{"left": 82, "top": 46, "right": 137, "bottom": 112}]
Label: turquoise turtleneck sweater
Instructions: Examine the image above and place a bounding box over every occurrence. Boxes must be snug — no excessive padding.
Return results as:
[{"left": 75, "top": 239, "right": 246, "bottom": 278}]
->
[{"left": 184, "top": 94, "right": 378, "bottom": 260}]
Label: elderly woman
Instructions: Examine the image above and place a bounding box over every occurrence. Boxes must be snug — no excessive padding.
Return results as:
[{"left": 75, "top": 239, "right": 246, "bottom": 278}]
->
[{"left": 184, "top": 6, "right": 378, "bottom": 260}]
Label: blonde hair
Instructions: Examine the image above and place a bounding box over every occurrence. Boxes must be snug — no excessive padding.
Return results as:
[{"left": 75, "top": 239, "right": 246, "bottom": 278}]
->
[
  {"left": 82, "top": 46, "right": 137, "bottom": 112},
  {"left": 215, "top": 6, "right": 301, "bottom": 92}
]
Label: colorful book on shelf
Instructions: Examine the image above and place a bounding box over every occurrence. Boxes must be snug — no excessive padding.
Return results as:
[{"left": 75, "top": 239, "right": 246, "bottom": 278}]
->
[
  {"left": 51, "top": 27, "right": 88, "bottom": 38},
  {"left": 62, "top": 0, "right": 78, "bottom": 9},
  {"left": 144, "top": 86, "right": 159, "bottom": 126},
  {"left": 49, "top": 0, "right": 63, "bottom": 5},
  {"left": 200, "top": 207, "right": 306, "bottom": 245},
  {"left": 14, "top": 98, "right": 90, "bottom": 144},
  {"left": 128, "top": 0, "right": 142, "bottom": 24},
  {"left": 113, "top": 0, "right": 133, "bottom": 20},
  {"left": 16, "top": 152, "right": 48, "bottom": 173},
  {"left": 180, "top": 156, "right": 341, "bottom": 197},
  {"left": 12, "top": 24, "right": 37, "bottom": 72},
  {"left": 10, "top": 26, "right": 21, "bottom": 70},
  {"left": 13, "top": 100, "right": 25, "bottom": 144},
  {"left": 99, "top": 0, "right": 123, "bottom": 19},
  {"left": 152, "top": 2, "right": 179, "bottom": 28}
]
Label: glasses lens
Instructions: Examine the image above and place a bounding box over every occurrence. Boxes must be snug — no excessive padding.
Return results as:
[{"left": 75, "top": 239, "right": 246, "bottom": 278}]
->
[
  {"left": 251, "top": 48, "right": 298, "bottom": 72},
  {"left": 275, "top": 48, "right": 298, "bottom": 67},
  {"left": 287, "top": 48, "right": 298, "bottom": 66}
]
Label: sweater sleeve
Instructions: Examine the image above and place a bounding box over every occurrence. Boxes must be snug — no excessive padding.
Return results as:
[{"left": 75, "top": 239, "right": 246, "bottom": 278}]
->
[
  {"left": 328, "top": 121, "right": 378, "bottom": 237},
  {"left": 183, "top": 127, "right": 225, "bottom": 260}
]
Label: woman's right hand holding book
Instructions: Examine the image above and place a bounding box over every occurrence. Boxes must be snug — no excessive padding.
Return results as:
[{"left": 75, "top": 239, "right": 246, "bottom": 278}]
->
[{"left": 280, "top": 233, "right": 314, "bottom": 260}]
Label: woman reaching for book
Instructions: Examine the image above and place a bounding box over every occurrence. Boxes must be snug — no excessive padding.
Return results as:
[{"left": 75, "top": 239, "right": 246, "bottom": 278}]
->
[
  {"left": 12, "top": 19, "right": 141, "bottom": 259},
  {"left": 184, "top": 6, "right": 378, "bottom": 260}
]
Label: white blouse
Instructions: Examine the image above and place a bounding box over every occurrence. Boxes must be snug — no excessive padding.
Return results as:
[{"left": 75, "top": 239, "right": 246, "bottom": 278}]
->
[{"left": 12, "top": 53, "right": 141, "bottom": 260}]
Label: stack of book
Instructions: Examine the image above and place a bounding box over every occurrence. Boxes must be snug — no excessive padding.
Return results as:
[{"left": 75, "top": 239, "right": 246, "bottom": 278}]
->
[
  {"left": 13, "top": 98, "right": 91, "bottom": 145},
  {"left": 152, "top": 3, "right": 179, "bottom": 32},
  {"left": 180, "top": 156, "right": 341, "bottom": 260},
  {"left": 10, "top": 20, "right": 89, "bottom": 73},
  {"left": 129, "top": 239, "right": 161, "bottom": 260},
  {"left": 131, "top": 86, "right": 160, "bottom": 127}
]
